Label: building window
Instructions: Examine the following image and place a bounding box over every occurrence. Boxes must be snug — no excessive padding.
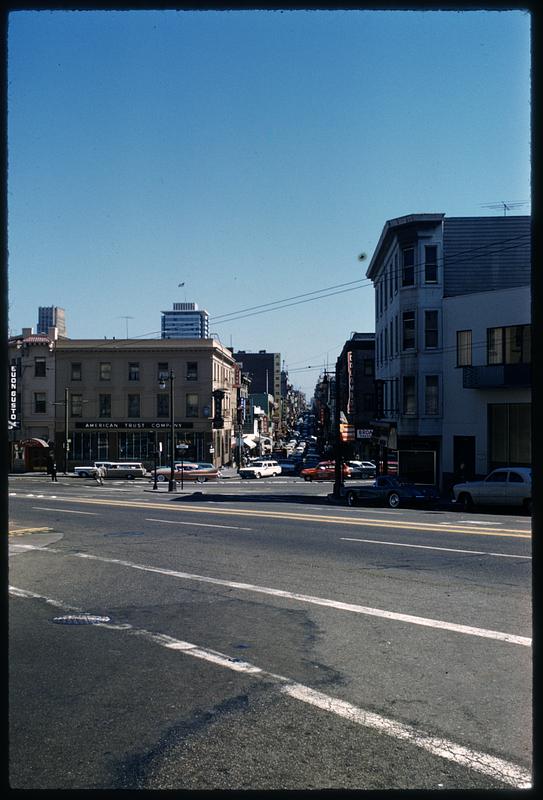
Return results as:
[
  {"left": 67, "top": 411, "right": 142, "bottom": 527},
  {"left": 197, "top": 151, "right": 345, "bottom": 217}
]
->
[
  {"left": 127, "top": 394, "right": 140, "bottom": 418},
  {"left": 99, "top": 394, "right": 111, "bottom": 418},
  {"left": 186, "top": 393, "right": 199, "bottom": 418},
  {"left": 128, "top": 362, "right": 140, "bottom": 381},
  {"left": 456, "top": 330, "right": 472, "bottom": 366},
  {"left": 363, "top": 358, "right": 374, "bottom": 376},
  {"left": 389, "top": 320, "right": 394, "bottom": 358},
  {"left": 402, "top": 376, "right": 416, "bottom": 415},
  {"left": 71, "top": 362, "right": 82, "bottom": 381},
  {"left": 487, "top": 325, "right": 531, "bottom": 365},
  {"left": 384, "top": 270, "right": 388, "bottom": 309},
  {"left": 394, "top": 253, "right": 398, "bottom": 292},
  {"left": 71, "top": 393, "right": 83, "bottom": 417},
  {"left": 187, "top": 362, "right": 198, "bottom": 381},
  {"left": 424, "top": 245, "right": 438, "bottom": 283},
  {"left": 488, "top": 403, "right": 531, "bottom": 466},
  {"left": 402, "top": 247, "right": 415, "bottom": 286},
  {"left": 100, "top": 362, "right": 111, "bottom": 381},
  {"left": 384, "top": 328, "right": 388, "bottom": 360},
  {"left": 424, "top": 310, "right": 439, "bottom": 349},
  {"left": 34, "top": 392, "right": 46, "bottom": 413},
  {"left": 157, "top": 362, "right": 169, "bottom": 381},
  {"left": 424, "top": 376, "right": 439, "bottom": 415},
  {"left": 389, "top": 262, "right": 394, "bottom": 301},
  {"left": 402, "top": 311, "right": 416, "bottom": 350},
  {"left": 34, "top": 357, "right": 46, "bottom": 377},
  {"left": 157, "top": 393, "right": 169, "bottom": 418}
]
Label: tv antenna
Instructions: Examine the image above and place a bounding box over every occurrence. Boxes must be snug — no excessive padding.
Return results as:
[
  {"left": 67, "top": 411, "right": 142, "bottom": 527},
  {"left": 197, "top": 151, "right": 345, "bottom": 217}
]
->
[
  {"left": 479, "top": 201, "right": 528, "bottom": 216},
  {"left": 119, "top": 316, "right": 134, "bottom": 338}
]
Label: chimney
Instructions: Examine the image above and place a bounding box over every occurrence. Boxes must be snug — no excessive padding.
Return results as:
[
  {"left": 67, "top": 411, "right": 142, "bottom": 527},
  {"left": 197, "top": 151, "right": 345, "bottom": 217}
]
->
[{"left": 22, "top": 327, "right": 33, "bottom": 337}]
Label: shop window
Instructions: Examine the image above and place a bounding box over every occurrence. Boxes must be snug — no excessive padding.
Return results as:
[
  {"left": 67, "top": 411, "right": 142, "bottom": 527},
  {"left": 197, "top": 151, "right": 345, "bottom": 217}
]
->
[{"left": 488, "top": 403, "right": 531, "bottom": 466}]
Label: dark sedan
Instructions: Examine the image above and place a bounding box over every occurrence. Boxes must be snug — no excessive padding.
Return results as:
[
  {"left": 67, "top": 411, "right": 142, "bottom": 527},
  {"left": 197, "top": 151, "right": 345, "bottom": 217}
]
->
[{"left": 342, "top": 475, "right": 440, "bottom": 508}]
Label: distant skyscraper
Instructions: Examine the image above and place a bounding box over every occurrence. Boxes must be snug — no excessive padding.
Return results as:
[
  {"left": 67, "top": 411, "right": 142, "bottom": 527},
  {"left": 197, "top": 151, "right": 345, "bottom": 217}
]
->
[
  {"left": 161, "top": 302, "right": 210, "bottom": 339},
  {"left": 37, "top": 306, "right": 67, "bottom": 337}
]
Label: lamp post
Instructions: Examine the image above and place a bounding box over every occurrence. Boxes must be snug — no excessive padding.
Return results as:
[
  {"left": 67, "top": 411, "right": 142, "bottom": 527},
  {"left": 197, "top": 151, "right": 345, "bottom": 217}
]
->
[
  {"left": 159, "top": 369, "right": 176, "bottom": 492},
  {"left": 177, "top": 442, "right": 189, "bottom": 489}
]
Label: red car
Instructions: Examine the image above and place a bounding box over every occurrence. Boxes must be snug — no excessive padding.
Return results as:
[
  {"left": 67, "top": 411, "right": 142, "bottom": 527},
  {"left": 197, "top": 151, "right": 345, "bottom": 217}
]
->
[{"left": 300, "top": 461, "right": 351, "bottom": 481}]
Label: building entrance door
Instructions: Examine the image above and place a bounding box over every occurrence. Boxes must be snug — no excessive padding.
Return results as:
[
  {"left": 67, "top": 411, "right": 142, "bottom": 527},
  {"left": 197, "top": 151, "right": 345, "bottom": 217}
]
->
[{"left": 453, "top": 436, "right": 476, "bottom": 481}]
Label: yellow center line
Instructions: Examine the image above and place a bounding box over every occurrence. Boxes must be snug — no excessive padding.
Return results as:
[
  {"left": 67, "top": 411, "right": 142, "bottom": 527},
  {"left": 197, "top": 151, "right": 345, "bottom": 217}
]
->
[
  {"left": 9, "top": 527, "right": 52, "bottom": 535},
  {"left": 38, "top": 495, "right": 531, "bottom": 539}
]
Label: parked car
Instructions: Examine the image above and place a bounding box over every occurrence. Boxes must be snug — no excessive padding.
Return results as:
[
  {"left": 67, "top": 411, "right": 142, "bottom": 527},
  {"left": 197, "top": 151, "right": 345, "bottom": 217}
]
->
[
  {"left": 74, "top": 461, "right": 147, "bottom": 479},
  {"left": 342, "top": 475, "right": 439, "bottom": 508},
  {"left": 155, "top": 462, "right": 221, "bottom": 483},
  {"left": 301, "top": 461, "right": 352, "bottom": 481},
  {"left": 452, "top": 467, "right": 531, "bottom": 512},
  {"left": 346, "top": 460, "right": 377, "bottom": 479},
  {"left": 238, "top": 459, "right": 282, "bottom": 479}
]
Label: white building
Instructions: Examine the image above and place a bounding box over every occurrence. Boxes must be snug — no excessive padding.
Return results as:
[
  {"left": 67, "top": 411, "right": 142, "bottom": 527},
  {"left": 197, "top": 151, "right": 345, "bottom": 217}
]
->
[
  {"left": 366, "top": 213, "right": 531, "bottom": 487},
  {"left": 161, "top": 302, "right": 210, "bottom": 339},
  {"left": 442, "top": 285, "right": 531, "bottom": 486}
]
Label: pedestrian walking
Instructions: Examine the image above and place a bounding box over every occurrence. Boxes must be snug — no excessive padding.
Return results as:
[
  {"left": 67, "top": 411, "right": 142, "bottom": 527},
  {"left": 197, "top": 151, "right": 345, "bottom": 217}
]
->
[
  {"left": 50, "top": 460, "right": 58, "bottom": 482},
  {"left": 95, "top": 465, "right": 105, "bottom": 485}
]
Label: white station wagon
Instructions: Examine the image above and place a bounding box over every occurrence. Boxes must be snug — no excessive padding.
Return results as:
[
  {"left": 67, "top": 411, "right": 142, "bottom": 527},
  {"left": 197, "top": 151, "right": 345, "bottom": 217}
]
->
[
  {"left": 453, "top": 467, "right": 531, "bottom": 512},
  {"left": 238, "top": 459, "right": 282, "bottom": 479}
]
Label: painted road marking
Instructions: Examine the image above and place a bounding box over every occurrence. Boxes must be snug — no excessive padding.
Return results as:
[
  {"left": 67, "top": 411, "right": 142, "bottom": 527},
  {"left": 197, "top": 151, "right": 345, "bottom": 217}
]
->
[
  {"left": 31, "top": 506, "right": 99, "bottom": 515},
  {"left": 10, "top": 494, "right": 531, "bottom": 538},
  {"left": 9, "top": 527, "right": 52, "bottom": 536},
  {"left": 340, "top": 537, "right": 531, "bottom": 559},
  {"left": 145, "top": 518, "right": 253, "bottom": 531},
  {"left": 8, "top": 584, "right": 532, "bottom": 789},
  {"left": 17, "top": 544, "right": 529, "bottom": 646}
]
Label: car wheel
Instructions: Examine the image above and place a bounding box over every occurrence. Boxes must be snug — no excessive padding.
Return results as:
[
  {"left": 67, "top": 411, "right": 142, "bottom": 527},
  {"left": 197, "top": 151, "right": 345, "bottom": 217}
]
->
[
  {"left": 457, "top": 492, "right": 473, "bottom": 510},
  {"left": 127, "top": 474, "right": 135, "bottom": 480},
  {"left": 255, "top": 473, "right": 261, "bottom": 479},
  {"left": 387, "top": 492, "right": 401, "bottom": 509},
  {"left": 79, "top": 472, "right": 89, "bottom": 478},
  {"left": 346, "top": 491, "right": 357, "bottom": 507},
  {"left": 196, "top": 476, "right": 207, "bottom": 484},
  {"left": 156, "top": 474, "right": 166, "bottom": 482}
]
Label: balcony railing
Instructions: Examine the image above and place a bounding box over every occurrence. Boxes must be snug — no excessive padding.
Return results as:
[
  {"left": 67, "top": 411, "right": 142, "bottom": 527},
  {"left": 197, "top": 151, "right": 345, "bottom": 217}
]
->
[{"left": 462, "top": 364, "right": 531, "bottom": 389}]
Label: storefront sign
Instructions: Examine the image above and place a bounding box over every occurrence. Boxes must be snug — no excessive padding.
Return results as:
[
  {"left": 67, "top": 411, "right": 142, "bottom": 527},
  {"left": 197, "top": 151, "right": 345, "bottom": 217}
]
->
[
  {"left": 356, "top": 429, "right": 373, "bottom": 439},
  {"left": 8, "top": 365, "right": 20, "bottom": 430},
  {"left": 75, "top": 421, "right": 195, "bottom": 430},
  {"left": 347, "top": 351, "right": 354, "bottom": 414}
]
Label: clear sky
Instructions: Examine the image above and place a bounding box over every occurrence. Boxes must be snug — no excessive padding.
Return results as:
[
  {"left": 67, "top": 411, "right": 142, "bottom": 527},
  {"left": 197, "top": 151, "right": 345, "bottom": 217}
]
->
[{"left": 7, "top": 8, "right": 531, "bottom": 398}]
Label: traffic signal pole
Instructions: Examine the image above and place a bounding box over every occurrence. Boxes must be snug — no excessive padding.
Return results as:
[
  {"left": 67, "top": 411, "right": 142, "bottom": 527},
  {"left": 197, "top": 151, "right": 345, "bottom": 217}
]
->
[{"left": 333, "top": 357, "right": 343, "bottom": 499}]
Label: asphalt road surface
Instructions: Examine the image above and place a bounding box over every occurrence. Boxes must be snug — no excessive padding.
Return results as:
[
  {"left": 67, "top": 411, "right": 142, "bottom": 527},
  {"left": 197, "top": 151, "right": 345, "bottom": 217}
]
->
[{"left": 9, "top": 474, "right": 532, "bottom": 790}]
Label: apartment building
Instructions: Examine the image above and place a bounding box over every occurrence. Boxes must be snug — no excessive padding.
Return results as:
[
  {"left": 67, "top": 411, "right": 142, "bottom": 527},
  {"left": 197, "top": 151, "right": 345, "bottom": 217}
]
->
[{"left": 366, "top": 213, "right": 531, "bottom": 486}]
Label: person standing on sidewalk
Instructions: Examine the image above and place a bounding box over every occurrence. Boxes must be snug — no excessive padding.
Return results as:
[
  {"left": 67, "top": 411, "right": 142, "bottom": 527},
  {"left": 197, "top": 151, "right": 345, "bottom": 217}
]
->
[
  {"left": 95, "top": 465, "right": 105, "bottom": 485},
  {"left": 50, "top": 460, "right": 58, "bottom": 482}
]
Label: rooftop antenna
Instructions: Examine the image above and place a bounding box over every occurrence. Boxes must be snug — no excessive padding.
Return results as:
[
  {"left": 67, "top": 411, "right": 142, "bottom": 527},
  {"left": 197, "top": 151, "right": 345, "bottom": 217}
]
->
[
  {"left": 479, "top": 201, "right": 528, "bottom": 216},
  {"left": 178, "top": 282, "right": 187, "bottom": 302},
  {"left": 119, "top": 316, "right": 134, "bottom": 338}
]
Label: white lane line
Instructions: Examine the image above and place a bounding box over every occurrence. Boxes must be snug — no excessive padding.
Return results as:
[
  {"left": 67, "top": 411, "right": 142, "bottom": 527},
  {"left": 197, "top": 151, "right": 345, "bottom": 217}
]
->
[
  {"left": 145, "top": 518, "right": 253, "bottom": 531},
  {"left": 31, "top": 506, "right": 99, "bottom": 516},
  {"left": 340, "top": 537, "right": 532, "bottom": 560},
  {"left": 282, "top": 684, "right": 531, "bottom": 789},
  {"left": 66, "top": 550, "right": 529, "bottom": 647},
  {"left": 439, "top": 520, "right": 503, "bottom": 527},
  {"left": 8, "top": 584, "right": 532, "bottom": 789}
]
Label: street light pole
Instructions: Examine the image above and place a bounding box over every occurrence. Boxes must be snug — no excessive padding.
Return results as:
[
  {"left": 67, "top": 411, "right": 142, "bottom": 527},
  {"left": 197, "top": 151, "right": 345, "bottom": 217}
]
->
[
  {"left": 168, "top": 369, "right": 175, "bottom": 492},
  {"left": 64, "top": 387, "right": 69, "bottom": 475}
]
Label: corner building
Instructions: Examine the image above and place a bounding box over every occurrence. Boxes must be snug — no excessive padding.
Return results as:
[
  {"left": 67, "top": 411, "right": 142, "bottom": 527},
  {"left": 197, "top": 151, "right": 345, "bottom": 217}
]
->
[{"left": 54, "top": 338, "right": 236, "bottom": 468}]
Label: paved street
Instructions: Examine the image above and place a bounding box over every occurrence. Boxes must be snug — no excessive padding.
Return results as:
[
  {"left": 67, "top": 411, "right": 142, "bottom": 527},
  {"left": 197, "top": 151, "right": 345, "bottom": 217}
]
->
[{"left": 9, "top": 474, "right": 532, "bottom": 790}]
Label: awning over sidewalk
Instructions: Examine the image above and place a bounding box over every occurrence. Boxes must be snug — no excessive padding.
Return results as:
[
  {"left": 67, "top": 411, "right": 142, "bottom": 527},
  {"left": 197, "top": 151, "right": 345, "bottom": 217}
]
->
[
  {"left": 242, "top": 436, "right": 257, "bottom": 449},
  {"left": 20, "top": 438, "right": 50, "bottom": 448}
]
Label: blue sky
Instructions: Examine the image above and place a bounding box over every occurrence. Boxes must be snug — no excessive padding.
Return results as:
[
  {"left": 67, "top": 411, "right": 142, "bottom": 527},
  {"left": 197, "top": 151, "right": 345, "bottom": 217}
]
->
[{"left": 8, "top": 8, "right": 531, "bottom": 397}]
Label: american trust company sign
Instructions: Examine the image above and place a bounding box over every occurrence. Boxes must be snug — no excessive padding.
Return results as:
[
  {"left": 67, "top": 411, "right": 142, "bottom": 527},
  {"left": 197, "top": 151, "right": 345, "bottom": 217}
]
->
[
  {"left": 75, "top": 421, "right": 195, "bottom": 430},
  {"left": 9, "top": 365, "right": 20, "bottom": 430}
]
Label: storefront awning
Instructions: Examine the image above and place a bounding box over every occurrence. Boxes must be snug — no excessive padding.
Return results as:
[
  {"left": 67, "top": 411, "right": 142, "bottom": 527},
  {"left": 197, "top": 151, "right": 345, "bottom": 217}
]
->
[
  {"left": 21, "top": 438, "right": 51, "bottom": 448},
  {"left": 242, "top": 436, "right": 257, "bottom": 449}
]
